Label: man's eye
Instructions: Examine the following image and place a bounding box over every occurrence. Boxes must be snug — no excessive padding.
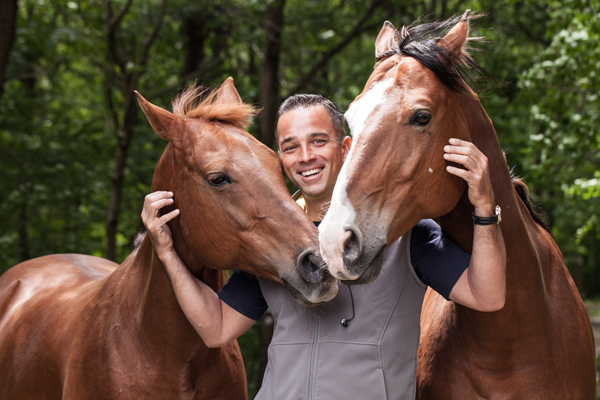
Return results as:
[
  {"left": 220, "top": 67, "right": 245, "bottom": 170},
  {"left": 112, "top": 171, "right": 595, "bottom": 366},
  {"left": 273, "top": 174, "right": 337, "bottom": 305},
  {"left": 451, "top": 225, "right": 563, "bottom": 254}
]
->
[
  {"left": 411, "top": 112, "right": 432, "bottom": 127},
  {"left": 207, "top": 174, "right": 232, "bottom": 187},
  {"left": 283, "top": 146, "right": 297, "bottom": 152}
]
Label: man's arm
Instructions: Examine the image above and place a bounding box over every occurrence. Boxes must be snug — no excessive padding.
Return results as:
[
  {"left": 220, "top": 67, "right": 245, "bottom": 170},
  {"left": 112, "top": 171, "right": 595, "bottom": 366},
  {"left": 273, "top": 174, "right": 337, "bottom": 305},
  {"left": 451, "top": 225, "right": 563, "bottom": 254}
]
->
[
  {"left": 443, "top": 138, "right": 507, "bottom": 312},
  {"left": 142, "top": 191, "right": 256, "bottom": 347}
]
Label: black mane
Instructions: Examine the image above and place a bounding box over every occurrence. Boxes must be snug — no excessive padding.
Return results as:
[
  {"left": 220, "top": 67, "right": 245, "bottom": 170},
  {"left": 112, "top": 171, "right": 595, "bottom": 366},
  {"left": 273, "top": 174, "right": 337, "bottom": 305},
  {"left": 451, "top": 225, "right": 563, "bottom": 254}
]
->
[{"left": 377, "top": 14, "right": 495, "bottom": 93}]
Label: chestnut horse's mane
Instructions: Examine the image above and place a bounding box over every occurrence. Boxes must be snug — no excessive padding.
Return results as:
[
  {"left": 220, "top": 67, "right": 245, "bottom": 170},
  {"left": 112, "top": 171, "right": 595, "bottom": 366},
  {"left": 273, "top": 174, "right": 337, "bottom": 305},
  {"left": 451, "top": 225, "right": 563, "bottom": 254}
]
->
[
  {"left": 376, "top": 13, "right": 495, "bottom": 93},
  {"left": 172, "top": 83, "right": 258, "bottom": 129}
]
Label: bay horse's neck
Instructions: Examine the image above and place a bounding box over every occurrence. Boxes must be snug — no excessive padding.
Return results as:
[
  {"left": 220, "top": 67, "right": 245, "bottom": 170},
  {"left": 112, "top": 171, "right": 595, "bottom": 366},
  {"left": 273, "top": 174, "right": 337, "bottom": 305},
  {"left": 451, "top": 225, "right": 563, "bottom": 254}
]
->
[{"left": 438, "top": 92, "right": 548, "bottom": 328}]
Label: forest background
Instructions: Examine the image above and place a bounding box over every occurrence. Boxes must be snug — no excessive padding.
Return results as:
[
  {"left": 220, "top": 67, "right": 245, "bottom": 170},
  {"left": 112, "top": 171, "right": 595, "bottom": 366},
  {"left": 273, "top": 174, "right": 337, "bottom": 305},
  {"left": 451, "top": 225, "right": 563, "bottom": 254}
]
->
[{"left": 1, "top": 0, "right": 599, "bottom": 396}]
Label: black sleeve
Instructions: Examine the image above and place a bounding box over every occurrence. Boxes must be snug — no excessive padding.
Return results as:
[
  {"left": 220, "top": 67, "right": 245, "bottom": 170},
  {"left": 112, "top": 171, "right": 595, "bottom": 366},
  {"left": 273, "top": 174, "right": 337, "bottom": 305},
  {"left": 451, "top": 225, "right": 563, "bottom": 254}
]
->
[
  {"left": 410, "top": 219, "right": 471, "bottom": 300},
  {"left": 218, "top": 269, "right": 268, "bottom": 321}
]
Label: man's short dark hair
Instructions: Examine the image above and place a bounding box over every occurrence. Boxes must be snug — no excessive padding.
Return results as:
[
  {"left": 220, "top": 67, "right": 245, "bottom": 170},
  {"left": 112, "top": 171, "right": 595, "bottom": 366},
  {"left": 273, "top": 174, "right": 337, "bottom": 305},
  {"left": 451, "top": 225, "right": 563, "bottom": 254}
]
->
[{"left": 275, "top": 94, "right": 346, "bottom": 144}]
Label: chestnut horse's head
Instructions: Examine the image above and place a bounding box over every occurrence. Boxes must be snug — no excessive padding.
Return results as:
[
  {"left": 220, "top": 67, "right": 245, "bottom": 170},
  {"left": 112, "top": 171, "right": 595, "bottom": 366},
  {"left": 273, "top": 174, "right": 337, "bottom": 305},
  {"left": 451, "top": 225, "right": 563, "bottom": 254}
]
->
[
  {"left": 136, "top": 78, "right": 338, "bottom": 305},
  {"left": 319, "top": 11, "right": 487, "bottom": 283}
]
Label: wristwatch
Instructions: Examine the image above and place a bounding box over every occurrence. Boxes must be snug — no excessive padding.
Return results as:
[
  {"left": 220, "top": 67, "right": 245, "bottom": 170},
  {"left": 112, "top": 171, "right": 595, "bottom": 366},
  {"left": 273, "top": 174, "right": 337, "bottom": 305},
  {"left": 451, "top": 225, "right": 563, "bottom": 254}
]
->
[{"left": 472, "top": 205, "right": 502, "bottom": 225}]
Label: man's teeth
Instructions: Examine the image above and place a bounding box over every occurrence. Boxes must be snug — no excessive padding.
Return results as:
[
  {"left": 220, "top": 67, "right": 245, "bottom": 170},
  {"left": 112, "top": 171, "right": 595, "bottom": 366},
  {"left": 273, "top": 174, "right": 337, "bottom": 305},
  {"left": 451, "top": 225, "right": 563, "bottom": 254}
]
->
[{"left": 301, "top": 168, "right": 322, "bottom": 177}]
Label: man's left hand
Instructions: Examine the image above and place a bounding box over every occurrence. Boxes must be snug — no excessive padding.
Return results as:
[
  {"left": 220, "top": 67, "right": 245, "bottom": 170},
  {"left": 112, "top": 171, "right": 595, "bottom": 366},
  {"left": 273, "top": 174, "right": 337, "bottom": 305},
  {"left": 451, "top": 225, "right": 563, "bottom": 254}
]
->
[{"left": 443, "top": 138, "right": 495, "bottom": 216}]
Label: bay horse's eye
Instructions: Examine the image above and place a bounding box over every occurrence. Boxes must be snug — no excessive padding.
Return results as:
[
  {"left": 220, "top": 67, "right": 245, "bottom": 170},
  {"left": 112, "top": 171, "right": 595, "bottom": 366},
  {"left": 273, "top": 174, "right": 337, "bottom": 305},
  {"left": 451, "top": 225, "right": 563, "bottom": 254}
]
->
[
  {"left": 411, "top": 111, "right": 432, "bottom": 127},
  {"left": 207, "top": 174, "right": 232, "bottom": 187}
]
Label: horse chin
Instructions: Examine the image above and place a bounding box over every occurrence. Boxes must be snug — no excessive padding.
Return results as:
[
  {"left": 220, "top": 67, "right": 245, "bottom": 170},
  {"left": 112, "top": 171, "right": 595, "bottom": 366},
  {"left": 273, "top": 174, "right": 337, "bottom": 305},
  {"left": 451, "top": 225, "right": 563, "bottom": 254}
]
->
[
  {"left": 341, "top": 244, "right": 386, "bottom": 285},
  {"left": 282, "top": 278, "right": 339, "bottom": 307}
]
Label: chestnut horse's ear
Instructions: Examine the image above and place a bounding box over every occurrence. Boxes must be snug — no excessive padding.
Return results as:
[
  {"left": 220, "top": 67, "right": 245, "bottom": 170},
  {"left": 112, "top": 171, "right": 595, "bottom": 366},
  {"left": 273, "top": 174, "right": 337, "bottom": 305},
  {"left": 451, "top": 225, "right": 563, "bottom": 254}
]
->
[
  {"left": 216, "top": 77, "right": 243, "bottom": 105},
  {"left": 135, "top": 91, "right": 183, "bottom": 142},
  {"left": 375, "top": 21, "right": 400, "bottom": 59},
  {"left": 438, "top": 9, "right": 471, "bottom": 56}
]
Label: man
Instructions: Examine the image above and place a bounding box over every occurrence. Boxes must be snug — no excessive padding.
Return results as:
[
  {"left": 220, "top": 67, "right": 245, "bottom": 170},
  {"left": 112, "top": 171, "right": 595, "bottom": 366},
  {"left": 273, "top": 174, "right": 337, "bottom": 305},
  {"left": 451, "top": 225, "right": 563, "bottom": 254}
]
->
[{"left": 142, "top": 95, "right": 505, "bottom": 399}]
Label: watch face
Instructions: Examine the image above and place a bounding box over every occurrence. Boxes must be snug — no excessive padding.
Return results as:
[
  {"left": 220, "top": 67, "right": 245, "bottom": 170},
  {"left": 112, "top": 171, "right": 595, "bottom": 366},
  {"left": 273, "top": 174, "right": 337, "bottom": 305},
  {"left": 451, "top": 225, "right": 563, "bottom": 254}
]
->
[{"left": 496, "top": 205, "right": 502, "bottom": 224}]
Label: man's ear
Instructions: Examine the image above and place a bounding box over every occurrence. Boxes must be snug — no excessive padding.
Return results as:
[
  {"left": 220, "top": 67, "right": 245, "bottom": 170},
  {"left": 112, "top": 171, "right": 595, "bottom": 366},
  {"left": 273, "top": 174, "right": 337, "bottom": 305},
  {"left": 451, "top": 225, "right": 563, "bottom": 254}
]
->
[
  {"left": 216, "top": 77, "right": 243, "bottom": 105},
  {"left": 135, "top": 91, "right": 184, "bottom": 143},
  {"left": 375, "top": 21, "right": 400, "bottom": 59},
  {"left": 341, "top": 136, "right": 352, "bottom": 163},
  {"left": 438, "top": 10, "right": 471, "bottom": 56}
]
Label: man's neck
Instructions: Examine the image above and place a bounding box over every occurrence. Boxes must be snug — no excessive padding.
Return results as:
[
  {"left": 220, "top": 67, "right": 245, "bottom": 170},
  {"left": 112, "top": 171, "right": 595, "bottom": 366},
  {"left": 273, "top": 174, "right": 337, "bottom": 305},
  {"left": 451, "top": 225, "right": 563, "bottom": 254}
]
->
[{"left": 303, "top": 195, "right": 332, "bottom": 222}]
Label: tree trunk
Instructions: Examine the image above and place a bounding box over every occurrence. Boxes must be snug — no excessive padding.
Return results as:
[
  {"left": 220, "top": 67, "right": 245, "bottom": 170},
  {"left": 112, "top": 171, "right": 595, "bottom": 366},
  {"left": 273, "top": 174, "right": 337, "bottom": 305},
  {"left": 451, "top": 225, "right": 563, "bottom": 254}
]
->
[
  {"left": 105, "top": 79, "right": 138, "bottom": 261},
  {"left": 258, "top": 0, "right": 285, "bottom": 149},
  {"left": 103, "top": 0, "right": 166, "bottom": 261},
  {"left": 0, "top": 0, "right": 18, "bottom": 101},
  {"left": 181, "top": 12, "right": 207, "bottom": 78}
]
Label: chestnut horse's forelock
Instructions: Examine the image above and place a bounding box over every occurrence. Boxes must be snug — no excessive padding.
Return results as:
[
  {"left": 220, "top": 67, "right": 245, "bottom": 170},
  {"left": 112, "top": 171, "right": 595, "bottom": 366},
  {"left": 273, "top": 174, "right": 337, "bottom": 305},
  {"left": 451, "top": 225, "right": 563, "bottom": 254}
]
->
[
  {"left": 172, "top": 83, "right": 258, "bottom": 129},
  {"left": 376, "top": 13, "right": 494, "bottom": 93}
]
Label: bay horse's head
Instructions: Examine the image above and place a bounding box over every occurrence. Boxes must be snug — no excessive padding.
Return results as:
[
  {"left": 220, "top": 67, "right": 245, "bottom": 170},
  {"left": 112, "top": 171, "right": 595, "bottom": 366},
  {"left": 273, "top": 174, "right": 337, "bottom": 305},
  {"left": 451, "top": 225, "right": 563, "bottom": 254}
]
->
[
  {"left": 320, "top": 11, "right": 488, "bottom": 283},
  {"left": 136, "top": 78, "right": 338, "bottom": 305}
]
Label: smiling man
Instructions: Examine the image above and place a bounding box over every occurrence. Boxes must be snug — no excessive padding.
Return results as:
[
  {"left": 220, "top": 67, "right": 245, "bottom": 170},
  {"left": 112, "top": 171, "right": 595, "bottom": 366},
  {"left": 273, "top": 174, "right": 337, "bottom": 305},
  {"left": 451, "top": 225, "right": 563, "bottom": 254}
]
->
[
  {"left": 276, "top": 96, "right": 351, "bottom": 221},
  {"left": 143, "top": 94, "right": 506, "bottom": 399}
]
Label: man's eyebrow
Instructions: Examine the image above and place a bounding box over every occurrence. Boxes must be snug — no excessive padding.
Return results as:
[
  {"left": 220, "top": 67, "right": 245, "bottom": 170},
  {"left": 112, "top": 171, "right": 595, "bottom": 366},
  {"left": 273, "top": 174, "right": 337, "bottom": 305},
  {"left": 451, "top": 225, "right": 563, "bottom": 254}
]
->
[
  {"left": 307, "top": 132, "right": 335, "bottom": 140},
  {"left": 279, "top": 136, "right": 297, "bottom": 147}
]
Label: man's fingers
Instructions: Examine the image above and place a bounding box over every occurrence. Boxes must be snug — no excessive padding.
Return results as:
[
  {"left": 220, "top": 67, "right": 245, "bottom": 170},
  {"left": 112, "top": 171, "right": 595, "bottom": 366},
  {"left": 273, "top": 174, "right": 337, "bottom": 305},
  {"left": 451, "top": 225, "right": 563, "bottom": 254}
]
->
[
  {"left": 150, "top": 197, "right": 175, "bottom": 212},
  {"left": 446, "top": 165, "right": 471, "bottom": 180},
  {"left": 144, "top": 191, "right": 174, "bottom": 205},
  {"left": 158, "top": 209, "right": 180, "bottom": 224}
]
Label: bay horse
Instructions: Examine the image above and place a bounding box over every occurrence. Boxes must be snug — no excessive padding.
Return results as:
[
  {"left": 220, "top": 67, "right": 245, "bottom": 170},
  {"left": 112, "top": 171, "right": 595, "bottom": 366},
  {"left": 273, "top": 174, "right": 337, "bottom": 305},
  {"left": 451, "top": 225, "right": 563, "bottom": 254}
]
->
[
  {"left": 319, "top": 12, "right": 596, "bottom": 399},
  {"left": 0, "top": 78, "right": 338, "bottom": 399}
]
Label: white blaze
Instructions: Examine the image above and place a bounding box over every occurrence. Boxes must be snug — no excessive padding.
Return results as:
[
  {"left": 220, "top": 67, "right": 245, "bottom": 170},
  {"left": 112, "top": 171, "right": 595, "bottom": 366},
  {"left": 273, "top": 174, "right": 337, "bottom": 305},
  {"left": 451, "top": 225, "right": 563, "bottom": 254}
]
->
[{"left": 319, "top": 79, "right": 394, "bottom": 278}]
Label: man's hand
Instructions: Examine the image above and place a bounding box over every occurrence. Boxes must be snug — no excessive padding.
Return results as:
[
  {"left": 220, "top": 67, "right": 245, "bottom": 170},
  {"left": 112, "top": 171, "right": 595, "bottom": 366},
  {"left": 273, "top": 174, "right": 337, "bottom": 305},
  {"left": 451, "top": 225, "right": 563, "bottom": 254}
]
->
[
  {"left": 141, "top": 191, "right": 180, "bottom": 257},
  {"left": 443, "top": 138, "right": 494, "bottom": 216}
]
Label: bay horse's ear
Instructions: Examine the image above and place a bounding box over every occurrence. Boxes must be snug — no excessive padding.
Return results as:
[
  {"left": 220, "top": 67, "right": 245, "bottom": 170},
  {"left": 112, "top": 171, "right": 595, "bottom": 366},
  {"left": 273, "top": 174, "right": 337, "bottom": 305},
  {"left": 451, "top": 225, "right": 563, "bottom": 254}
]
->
[
  {"left": 216, "top": 77, "right": 243, "bottom": 105},
  {"left": 135, "top": 91, "right": 183, "bottom": 142},
  {"left": 375, "top": 21, "right": 400, "bottom": 59},
  {"left": 438, "top": 9, "right": 471, "bottom": 56}
]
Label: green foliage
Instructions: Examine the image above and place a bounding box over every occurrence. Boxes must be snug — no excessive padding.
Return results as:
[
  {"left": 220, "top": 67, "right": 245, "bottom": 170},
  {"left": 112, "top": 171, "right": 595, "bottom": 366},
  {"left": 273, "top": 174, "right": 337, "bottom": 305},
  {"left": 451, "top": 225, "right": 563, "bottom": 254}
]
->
[
  {"left": 2, "top": 0, "right": 600, "bottom": 396},
  {"left": 517, "top": 0, "right": 600, "bottom": 295}
]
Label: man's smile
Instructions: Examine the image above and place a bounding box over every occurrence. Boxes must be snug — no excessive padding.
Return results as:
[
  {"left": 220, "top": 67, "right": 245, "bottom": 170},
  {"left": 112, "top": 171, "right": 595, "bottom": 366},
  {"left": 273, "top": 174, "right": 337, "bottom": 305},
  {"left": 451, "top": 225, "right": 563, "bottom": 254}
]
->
[{"left": 299, "top": 167, "right": 324, "bottom": 178}]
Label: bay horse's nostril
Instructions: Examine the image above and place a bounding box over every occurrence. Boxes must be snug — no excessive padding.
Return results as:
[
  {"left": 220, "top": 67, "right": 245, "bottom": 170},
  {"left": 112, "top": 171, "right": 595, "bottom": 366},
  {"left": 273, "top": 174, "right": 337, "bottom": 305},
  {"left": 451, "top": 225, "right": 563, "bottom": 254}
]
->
[{"left": 343, "top": 226, "right": 363, "bottom": 263}]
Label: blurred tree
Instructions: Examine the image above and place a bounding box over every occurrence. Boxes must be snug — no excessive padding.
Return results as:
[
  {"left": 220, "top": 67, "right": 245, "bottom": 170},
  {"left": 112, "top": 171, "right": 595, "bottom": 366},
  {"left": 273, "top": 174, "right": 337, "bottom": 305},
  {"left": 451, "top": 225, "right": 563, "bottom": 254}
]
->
[
  {"left": 102, "top": 0, "right": 167, "bottom": 261},
  {"left": 0, "top": 0, "right": 18, "bottom": 101},
  {"left": 518, "top": 0, "right": 600, "bottom": 294}
]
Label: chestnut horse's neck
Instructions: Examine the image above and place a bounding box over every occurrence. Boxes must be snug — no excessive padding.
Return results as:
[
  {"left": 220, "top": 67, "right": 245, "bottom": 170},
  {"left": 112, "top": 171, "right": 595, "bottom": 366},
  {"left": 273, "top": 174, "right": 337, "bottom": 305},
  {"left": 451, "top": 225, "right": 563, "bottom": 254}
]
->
[
  {"left": 103, "top": 144, "right": 224, "bottom": 356},
  {"left": 438, "top": 92, "right": 547, "bottom": 324}
]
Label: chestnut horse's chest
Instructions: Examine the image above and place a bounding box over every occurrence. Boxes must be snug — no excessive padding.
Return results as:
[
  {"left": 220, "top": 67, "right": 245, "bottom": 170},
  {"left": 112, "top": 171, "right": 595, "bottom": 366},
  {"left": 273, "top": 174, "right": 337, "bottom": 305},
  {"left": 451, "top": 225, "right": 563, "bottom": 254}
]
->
[{"left": 0, "top": 255, "right": 247, "bottom": 400}]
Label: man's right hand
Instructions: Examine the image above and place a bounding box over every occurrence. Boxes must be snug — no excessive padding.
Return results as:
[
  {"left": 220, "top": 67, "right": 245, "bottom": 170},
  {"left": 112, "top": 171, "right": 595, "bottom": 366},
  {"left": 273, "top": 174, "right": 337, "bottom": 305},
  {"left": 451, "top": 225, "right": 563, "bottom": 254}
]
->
[{"left": 141, "top": 191, "right": 180, "bottom": 257}]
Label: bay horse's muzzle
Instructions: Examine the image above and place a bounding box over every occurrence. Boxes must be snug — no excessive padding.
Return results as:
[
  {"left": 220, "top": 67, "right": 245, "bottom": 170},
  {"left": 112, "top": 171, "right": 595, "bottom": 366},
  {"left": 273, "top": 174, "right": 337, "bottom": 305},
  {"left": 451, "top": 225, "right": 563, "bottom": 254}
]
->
[{"left": 339, "top": 224, "right": 386, "bottom": 285}]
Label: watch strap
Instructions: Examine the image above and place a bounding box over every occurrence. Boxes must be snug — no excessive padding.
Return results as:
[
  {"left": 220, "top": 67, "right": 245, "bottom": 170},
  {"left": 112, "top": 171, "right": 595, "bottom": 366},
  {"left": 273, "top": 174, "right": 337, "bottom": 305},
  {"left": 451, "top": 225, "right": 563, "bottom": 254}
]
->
[{"left": 472, "top": 205, "right": 502, "bottom": 225}]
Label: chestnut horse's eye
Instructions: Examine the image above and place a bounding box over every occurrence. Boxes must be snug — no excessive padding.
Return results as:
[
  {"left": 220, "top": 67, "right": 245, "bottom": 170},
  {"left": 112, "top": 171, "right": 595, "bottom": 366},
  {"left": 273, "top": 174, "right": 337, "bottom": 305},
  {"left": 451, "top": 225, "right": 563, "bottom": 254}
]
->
[
  {"left": 411, "top": 112, "right": 432, "bottom": 127},
  {"left": 207, "top": 174, "right": 232, "bottom": 187}
]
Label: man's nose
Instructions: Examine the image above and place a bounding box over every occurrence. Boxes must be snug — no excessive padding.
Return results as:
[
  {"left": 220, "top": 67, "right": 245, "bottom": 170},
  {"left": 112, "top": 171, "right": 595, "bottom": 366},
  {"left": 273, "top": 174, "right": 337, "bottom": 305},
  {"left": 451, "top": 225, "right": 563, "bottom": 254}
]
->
[{"left": 300, "top": 145, "right": 315, "bottom": 162}]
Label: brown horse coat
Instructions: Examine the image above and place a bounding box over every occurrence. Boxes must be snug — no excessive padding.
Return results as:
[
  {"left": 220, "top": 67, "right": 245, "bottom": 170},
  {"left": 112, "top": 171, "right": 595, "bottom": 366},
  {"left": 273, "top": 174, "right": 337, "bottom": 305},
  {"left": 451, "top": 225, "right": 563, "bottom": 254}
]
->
[
  {"left": 0, "top": 78, "right": 337, "bottom": 399},
  {"left": 319, "top": 13, "right": 595, "bottom": 399}
]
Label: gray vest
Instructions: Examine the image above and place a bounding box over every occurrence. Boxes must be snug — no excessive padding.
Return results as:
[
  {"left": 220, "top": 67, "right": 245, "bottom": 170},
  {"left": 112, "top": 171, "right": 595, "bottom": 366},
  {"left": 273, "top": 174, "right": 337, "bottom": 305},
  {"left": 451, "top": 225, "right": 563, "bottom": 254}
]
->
[{"left": 257, "top": 229, "right": 427, "bottom": 400}]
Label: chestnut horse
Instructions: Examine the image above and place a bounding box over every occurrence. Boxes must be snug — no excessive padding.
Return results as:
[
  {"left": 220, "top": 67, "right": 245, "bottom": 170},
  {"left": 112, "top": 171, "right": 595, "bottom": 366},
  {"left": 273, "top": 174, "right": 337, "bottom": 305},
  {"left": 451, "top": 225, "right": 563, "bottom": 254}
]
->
[
  {"left": 0, "top": 78, "right": 338, "bottom": 399},
  {"left": 319, "top": 12, "right": 595, "bottom": 399}
]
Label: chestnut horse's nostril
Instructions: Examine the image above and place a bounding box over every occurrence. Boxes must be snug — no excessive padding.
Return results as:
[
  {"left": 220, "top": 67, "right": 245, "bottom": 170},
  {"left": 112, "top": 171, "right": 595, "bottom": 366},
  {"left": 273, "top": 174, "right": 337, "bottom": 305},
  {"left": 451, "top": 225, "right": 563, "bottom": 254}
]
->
[
  {"left": 343, "top": 226, "right": 363, "bottom": 263},
  {"left": 298, "top": 251, "right": 326, "bottom": 284}
]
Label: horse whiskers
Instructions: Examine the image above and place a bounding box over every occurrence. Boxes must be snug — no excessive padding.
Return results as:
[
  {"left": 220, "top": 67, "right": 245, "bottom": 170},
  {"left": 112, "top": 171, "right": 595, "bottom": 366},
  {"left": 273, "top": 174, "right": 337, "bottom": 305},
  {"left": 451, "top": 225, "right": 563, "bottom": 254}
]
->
[{"left": 319, "top": 201, "right": 331, "bottom": 220}]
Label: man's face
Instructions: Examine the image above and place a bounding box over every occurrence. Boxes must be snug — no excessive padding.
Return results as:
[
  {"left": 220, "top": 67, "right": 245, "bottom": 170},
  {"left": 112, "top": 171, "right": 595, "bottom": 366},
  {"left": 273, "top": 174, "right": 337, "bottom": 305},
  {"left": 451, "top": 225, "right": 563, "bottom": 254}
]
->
[{"left": 277, "top": 106, "right": 351, "bottom": 202}]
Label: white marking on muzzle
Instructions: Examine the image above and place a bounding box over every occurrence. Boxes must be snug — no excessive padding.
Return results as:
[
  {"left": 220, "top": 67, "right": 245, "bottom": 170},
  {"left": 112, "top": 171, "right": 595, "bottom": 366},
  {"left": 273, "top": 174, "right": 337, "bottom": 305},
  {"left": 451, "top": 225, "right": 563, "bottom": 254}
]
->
[{"left": 319, "top": 78, "right": 394, "bottom": 279}]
